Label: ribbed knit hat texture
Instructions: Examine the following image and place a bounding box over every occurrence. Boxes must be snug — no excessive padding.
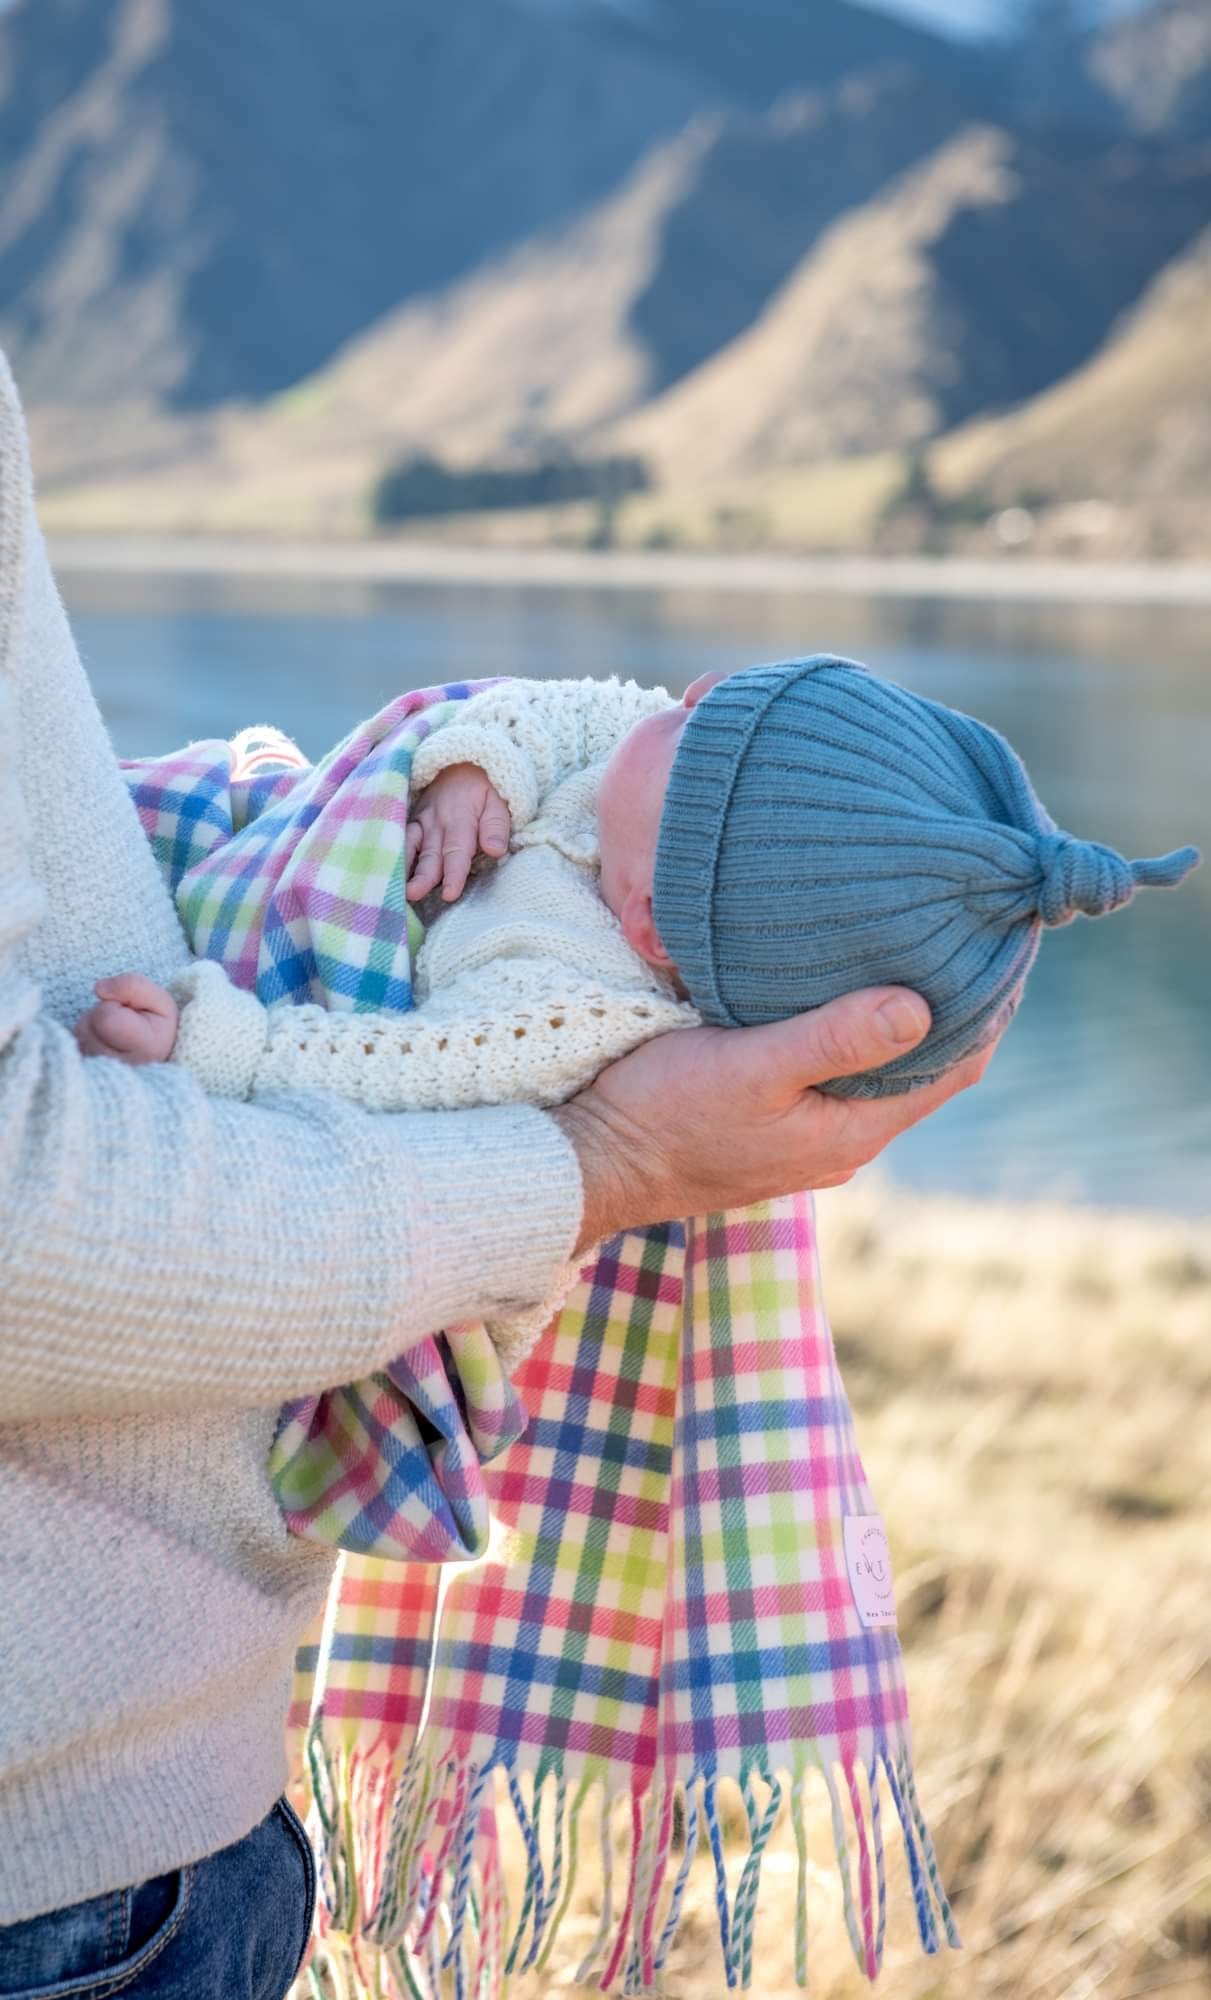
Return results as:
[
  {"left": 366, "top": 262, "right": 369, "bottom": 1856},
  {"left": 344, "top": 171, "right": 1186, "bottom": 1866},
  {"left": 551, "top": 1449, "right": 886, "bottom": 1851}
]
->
[{"left": 652, "top": 657, "right": 1200, "bottom": 1098}]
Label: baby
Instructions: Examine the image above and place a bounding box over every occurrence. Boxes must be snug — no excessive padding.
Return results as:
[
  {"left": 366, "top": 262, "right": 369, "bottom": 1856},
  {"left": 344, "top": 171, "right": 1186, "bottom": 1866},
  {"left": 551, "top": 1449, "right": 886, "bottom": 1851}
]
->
[
  {"left": 75, "top": 648, "right": 1199, "bottom": 1483},
  {"left": 78, "top": 655, "right": 1199, "bottom": 1124}
]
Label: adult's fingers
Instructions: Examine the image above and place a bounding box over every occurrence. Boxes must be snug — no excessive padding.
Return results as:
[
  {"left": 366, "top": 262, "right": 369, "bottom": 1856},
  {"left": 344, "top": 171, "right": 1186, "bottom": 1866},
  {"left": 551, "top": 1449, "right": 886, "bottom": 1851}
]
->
[
  {"left": 710, "top": 986, "right": 932, "bottom": 1109},
  {"left": 682, "top": 984, "right": 973, "bottom": 1187},
  {"left": 817, "top": 1041, "right": 993, "bottom": 1177}
]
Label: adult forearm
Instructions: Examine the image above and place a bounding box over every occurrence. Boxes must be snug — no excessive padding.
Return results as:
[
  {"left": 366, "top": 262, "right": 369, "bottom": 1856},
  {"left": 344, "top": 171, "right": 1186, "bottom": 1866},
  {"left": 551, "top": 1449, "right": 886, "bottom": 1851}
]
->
[{"left": 0, "top": 1015, "right": 582, "bottom": 1421}]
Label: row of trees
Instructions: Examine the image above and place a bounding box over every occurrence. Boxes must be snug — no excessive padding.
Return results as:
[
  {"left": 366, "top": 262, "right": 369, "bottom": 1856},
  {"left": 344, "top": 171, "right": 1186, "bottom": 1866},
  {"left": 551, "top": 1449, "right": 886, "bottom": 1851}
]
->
[{"left": 373, "top": 453, "right": 650, "bottom": 525}]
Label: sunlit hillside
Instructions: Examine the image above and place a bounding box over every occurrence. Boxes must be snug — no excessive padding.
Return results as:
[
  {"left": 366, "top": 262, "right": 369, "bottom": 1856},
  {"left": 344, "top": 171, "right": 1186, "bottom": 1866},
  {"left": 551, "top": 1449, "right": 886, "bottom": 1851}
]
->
[
  {"left": 9, "top": 0, "right": 1211, "bottom": 556},
  {"left": 929, "top": 226, "right": 1211, "bottom": 560}
]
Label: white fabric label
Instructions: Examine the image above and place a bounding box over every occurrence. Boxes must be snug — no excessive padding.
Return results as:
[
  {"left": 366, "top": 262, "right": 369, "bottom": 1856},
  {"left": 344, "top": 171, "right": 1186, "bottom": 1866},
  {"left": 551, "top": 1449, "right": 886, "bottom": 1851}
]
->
[{"left": 843, "top": 1514, "right": 897, "bottom": 1629}]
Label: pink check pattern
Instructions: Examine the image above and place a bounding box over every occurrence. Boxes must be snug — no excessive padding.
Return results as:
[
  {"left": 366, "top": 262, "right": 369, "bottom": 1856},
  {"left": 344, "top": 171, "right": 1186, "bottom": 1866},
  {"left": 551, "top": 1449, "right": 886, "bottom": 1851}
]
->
[
  {"left": 124, "top": 684, "right": 955, "bottom": 1994},
  {"left": 124, "top": 680, "right": 530, "bottom": 1564},
  {"left": 298, "top": 1203, "right": 957, "bottom": 1999}
]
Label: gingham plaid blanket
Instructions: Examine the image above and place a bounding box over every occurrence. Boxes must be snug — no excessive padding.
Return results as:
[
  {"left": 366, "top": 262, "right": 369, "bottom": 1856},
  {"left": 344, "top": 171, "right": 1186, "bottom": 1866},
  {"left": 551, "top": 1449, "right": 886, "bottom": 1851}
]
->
[
  {"left": 124, "top": 682, "right": 957, "bottom": 1997},
  {"left": 125, "top": 681, "right": 531, "bottom": 1561}
]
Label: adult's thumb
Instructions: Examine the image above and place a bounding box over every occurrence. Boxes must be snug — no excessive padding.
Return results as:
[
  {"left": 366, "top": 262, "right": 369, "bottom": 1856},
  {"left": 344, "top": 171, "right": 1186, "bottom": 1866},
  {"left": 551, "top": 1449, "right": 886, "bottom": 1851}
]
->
[{"left": 775, "top": 986, "right": 931, "bottom": 1091}]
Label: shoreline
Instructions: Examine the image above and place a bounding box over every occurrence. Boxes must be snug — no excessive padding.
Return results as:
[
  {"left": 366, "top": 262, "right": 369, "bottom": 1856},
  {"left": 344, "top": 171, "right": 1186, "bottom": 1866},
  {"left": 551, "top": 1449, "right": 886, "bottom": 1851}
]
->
[{"left": 46, "top": 533, "right": 1211, "bottom": 606}]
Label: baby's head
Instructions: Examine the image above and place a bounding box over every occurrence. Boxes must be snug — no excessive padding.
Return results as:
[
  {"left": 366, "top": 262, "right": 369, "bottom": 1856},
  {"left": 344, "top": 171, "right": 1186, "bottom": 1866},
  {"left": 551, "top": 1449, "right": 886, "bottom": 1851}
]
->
[{"left": 597, "top": 656, "right": 1200, "bottom": 1098}]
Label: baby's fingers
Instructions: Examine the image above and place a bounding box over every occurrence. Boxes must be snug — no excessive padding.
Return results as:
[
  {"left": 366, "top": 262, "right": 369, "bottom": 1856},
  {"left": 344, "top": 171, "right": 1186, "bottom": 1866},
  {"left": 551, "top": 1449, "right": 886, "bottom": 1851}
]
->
[
  {"left": 76, "top": 1001, "right": 151, "bottom": 1062},
  {"left": 437, "top": 808, "right": 480, "bottom": 902},
  {"left": 95, "top": 972, "right": 174, "bottom": 1017},
  {"left": 406, "top": 812, "right": 445, "bottom": 901},
  {"left": 478, "top": 787, "right": 512, "bottom": 860},
  {"left": 73, "top": 1012, "right": 111, "bottom": 1059}
]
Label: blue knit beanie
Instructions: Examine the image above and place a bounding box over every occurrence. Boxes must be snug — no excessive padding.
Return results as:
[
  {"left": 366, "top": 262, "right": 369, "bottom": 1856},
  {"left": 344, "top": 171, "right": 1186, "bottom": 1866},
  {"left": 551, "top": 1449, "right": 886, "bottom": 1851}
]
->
[{"left": 652, "top": 656, "right": 1200, "bottom": 1098}]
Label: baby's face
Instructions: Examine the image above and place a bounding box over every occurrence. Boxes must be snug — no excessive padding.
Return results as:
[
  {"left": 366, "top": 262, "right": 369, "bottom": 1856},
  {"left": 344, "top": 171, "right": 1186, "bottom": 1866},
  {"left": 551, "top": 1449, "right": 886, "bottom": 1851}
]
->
[{"left": 597, "top": 671, "right": 729, "bottom": 971}]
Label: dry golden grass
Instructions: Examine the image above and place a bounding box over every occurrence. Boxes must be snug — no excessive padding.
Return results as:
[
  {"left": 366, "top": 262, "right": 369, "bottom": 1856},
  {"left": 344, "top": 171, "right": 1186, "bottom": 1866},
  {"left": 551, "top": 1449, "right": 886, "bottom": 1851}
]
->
[{"left": 501, "top": 1180, "right": 1211, "bottom": 2000}]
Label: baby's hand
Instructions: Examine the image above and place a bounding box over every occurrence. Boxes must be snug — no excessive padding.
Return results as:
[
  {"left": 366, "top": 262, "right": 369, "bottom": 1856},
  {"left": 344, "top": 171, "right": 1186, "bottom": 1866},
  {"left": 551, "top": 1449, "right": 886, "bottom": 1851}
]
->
[
  {"left": 406, "top": 763, "right": 512, "bottom": 904},
  {"left": 74, "top": 974, "right": 180, "bottom": 1065}
]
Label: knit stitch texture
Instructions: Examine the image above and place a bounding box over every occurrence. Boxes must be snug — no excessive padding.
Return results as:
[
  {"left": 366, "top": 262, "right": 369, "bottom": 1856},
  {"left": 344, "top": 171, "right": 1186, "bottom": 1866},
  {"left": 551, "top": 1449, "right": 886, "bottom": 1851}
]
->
[
  {"left": 0, "top": 353, "right": 583, "bottom": 1923},
  {"left": 653, "top": 656, "right": 1198, "bottom": 1096}
]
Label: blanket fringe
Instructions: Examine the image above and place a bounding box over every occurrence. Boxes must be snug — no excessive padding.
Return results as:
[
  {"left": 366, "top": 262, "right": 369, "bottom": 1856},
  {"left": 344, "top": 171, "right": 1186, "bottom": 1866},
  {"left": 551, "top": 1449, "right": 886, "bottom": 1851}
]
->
[{"left": 294, "top": 1731, "right": 959, "bottom": 2000}]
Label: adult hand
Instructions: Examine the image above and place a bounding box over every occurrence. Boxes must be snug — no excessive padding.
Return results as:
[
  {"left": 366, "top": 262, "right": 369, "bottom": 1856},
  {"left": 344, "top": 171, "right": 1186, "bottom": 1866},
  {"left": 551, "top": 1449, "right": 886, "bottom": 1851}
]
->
[{"left": 553, "top": 987, "right": 995, "bottom": 1253}]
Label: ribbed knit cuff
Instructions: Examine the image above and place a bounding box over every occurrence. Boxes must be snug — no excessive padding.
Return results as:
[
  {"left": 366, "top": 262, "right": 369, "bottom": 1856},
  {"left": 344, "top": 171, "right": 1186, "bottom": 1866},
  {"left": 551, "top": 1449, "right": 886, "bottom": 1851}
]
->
[
  {"left": 651, "top": 672, "right": 776, "bottom": 1027},
  {"left": 389, "top": 1104, "right": 584, "bottom": 1335},
  {"left": 410, "top": 725, "right": 540, "bottom": 828},
  {"left": 652, "top": 657, "right": 847, "bottom": 1027},
  {"left": 170, "top": 959, "right": 270, "bottom": 1101},
  {"left": 487, "top": 1256, "right": 585, "bottom": 1372}
]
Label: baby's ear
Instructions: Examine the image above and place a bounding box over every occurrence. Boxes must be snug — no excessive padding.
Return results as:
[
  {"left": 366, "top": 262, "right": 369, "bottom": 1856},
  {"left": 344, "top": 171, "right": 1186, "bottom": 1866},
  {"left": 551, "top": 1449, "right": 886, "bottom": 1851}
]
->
[{"left": 619, "top": 889, "right": 674, "bottom": 970}]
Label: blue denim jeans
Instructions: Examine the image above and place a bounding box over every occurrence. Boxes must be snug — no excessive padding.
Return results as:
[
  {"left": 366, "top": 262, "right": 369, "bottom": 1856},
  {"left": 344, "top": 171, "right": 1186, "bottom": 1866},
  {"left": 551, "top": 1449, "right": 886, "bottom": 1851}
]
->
[{"left": 0, "top": 1799, "right": 315, "bottom": 2000}]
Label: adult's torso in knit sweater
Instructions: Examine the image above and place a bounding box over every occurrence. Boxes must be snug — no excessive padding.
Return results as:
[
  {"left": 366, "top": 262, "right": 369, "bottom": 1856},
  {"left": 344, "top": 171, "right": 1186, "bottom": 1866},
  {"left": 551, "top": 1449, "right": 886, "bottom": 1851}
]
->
[
  {"left": 0, "top": 398, "right": 334, "bottom": 1928},
  {"left": 0, "top": 356, "right": 583, "bottom": 1922}
]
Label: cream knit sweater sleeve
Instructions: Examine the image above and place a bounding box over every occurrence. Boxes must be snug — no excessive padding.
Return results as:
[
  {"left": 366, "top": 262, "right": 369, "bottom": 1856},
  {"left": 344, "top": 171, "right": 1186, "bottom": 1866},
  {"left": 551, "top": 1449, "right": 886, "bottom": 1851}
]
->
[{"left": 408, "top": 675, "right": 674, "bottom": 827}]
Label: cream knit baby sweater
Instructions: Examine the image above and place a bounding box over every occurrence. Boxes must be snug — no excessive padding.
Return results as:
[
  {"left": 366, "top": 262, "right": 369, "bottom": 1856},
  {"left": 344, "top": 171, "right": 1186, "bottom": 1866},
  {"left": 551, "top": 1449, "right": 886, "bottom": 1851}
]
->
[
  {"left": 168, "top": 677, "right": 701, "bottom": 1116},
  {"left": 164, "top": 678, "right": 703, "bottom": 1361},
  {"left": 0, "top": 356, "right": 584, "bottom": 1924}
]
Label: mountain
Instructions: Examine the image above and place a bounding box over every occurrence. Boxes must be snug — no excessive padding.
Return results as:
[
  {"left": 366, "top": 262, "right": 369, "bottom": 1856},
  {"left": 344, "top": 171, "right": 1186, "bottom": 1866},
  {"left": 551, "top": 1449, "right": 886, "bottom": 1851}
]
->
[
  {"left": 202, "top": 66, "right": 973, "bottom": 478},
  {"left": 1085, "top": 0, "right": 1211, "bottom": 138},
  {"left": 0, "top": 0, "right": 982, "bottom": 411},
  {"left": 1006, "top": 0, "right": 1211, "bottom": 139},
  {"left": 603, "top": 0, "right": 992, "bottom": 108},
  {"left": 611, "top": 122, "right": 1211, "bottom": 480},
  {"left": 5, "top": 0, "right": 1210, "bottom": 553},
  {"left": 929, "top": 223, "right": 1211, "bottom": 552},
  {"left": 618, "top": 66, "right": 973, "bottom": 398},
  {"left": 0, "top": 0, "right": 705, "bottom": 407}
]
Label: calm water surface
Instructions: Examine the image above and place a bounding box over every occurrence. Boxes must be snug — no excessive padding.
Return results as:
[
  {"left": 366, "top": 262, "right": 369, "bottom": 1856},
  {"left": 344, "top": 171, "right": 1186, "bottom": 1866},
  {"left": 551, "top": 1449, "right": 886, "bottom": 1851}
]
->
[{"left": 62, "top": 569, "right": 1211, "bottom": 1213}]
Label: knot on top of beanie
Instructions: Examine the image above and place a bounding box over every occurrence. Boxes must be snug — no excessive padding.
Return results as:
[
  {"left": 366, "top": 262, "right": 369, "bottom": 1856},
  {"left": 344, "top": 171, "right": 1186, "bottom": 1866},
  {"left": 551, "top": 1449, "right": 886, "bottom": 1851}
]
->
[
  {"left": 1036, "top": 832, "right": 1201, "bottom": 929},
  {"left": 1036, "top": 833, "right": 1135, "bottom": 927}
]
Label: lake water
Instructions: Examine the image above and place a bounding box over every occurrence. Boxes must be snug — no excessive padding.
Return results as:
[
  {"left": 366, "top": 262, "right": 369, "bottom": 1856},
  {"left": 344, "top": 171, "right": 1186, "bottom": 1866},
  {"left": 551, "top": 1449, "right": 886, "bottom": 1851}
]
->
[{"left": 61, "top": 566, "right": 1211, "bottom": 1214}]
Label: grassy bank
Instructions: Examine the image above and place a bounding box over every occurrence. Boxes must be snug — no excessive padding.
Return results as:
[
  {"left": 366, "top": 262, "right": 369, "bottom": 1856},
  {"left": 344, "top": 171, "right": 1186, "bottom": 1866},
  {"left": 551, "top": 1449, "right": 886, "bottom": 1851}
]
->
[{"left": 503, "top": 1182, "right": 1211, "bottom": 2000}]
